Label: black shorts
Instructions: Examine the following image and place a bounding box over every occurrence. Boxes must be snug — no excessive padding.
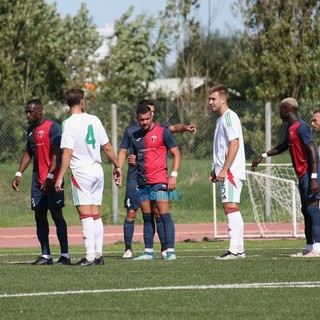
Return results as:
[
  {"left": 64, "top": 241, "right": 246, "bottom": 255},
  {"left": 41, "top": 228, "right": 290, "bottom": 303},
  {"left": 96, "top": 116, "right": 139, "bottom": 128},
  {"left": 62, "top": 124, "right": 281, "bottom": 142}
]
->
[{"left": 31, "top": 172, "right": 64, "bottom": 211}]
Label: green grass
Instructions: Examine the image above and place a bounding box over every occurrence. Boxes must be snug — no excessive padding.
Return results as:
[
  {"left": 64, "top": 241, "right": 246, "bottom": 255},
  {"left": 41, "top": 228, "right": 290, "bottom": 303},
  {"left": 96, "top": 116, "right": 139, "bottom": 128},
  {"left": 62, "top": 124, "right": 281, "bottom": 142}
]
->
[{"left": 1, "top": 239, "right": 320, "bottom": 319}]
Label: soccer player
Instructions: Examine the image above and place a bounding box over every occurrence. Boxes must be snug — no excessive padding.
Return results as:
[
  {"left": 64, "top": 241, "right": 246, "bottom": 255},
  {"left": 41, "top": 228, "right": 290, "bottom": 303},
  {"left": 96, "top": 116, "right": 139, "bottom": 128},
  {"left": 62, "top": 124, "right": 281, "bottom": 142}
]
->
[
  {"left": 129, "top": 101, "right": 181, "bottom": 261},
  {"left": 12, "top": 99, "right": 70, "bottom": 265},
  {"left": 118, "top": 99, "right": 196, "bottom": 258},
  {"left": 208, "top": 84, "right": 246, "bottom": 260},
  {"left": 55, "top": 88, "right": 122, "bottom": 266},
  {"left": 311, "top": 110, "right": 320, "bottom": 156},
  {"left": 252, "top": 98, "right": 320, "bottom": 257}
]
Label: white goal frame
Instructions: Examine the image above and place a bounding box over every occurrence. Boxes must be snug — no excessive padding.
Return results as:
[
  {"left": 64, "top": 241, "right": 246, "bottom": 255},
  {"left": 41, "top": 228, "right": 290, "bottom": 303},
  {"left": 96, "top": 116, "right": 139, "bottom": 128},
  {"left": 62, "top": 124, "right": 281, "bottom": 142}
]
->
[{"left": 212, "top": 164, "right": 305, "bottom": 238}]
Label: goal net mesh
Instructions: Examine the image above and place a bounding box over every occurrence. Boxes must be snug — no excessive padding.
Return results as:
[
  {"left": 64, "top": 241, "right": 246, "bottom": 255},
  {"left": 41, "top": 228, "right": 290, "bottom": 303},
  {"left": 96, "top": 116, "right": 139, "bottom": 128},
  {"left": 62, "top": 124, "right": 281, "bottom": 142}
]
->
[{"left": 246, "top": 164, "right": 304, "bottom": 237}]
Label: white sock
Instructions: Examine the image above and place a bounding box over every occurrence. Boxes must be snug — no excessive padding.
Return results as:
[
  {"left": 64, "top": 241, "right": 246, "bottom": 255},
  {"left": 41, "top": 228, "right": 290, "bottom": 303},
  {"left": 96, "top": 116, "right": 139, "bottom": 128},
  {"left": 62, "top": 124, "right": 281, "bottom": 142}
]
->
[
  {"left": 94, "top": 217, "right": 104, "bottom": 258},
  {"left": 227, "top": 211, "right": 244, "bottom": 254},
  {"left": 81, "top": 217, "right": 95, "bottom": 261},
  {"left": 312, "top": 243, "right": 320, "bottom": 252},
  {"left": 145, "top": 248, "right": 154, "bottom": 253}
]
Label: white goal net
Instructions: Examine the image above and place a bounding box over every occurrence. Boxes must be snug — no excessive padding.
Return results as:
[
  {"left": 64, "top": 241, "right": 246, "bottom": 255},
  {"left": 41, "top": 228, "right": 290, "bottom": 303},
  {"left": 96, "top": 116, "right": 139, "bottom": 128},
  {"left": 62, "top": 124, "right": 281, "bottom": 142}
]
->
[{"left": 246, "top": 164, "right": 304, "bottom": 237}]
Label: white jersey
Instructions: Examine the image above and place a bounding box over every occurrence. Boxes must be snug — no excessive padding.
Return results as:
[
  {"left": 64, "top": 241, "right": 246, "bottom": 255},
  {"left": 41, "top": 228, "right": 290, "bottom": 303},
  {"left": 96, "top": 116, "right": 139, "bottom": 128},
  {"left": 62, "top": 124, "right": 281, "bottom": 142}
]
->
[
  {"left": 61, "top": 113, "right": 109, "bottom": 170},
  {"left": 213, "top": 108, "right": 246, "bottom": 180}
]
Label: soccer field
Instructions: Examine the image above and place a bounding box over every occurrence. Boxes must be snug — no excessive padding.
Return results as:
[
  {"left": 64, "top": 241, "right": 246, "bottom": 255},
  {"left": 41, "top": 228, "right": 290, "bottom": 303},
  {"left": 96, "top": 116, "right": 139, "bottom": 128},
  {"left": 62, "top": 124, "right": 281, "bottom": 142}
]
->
[{"left": 1, "top": 240, "right": 320, "bottom": 320}]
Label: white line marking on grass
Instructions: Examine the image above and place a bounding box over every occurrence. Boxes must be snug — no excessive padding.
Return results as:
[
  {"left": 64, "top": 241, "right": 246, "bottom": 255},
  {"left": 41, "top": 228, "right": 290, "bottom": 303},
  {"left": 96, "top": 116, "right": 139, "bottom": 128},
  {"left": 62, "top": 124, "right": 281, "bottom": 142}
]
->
[{"left": 1, "top": 282, "right": 320, "bottom": 299}]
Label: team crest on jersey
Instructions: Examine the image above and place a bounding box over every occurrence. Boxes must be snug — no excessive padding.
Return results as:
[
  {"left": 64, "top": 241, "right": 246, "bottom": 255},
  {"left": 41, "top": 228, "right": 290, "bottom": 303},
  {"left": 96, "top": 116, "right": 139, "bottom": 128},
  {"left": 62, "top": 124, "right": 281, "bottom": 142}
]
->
[
  {"left": 38, "top": 130, "right": 44, "bottom": 138},
  {"left": 151, "top": 135, "right": 157, "bottom": 142}
]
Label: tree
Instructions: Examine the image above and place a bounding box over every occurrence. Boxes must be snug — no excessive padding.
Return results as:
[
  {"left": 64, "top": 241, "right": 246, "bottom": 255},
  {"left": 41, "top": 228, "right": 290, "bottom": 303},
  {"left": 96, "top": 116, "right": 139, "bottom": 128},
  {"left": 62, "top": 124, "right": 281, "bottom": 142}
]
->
[
  {"left": 228, "top": 0, "right": 320, "bottom": 102},
  {"left": 99, "top": 7, "right": 170, "bottom": 104},
  {"left": 0, "top": 0, "right": 101, "bottom": 107}
]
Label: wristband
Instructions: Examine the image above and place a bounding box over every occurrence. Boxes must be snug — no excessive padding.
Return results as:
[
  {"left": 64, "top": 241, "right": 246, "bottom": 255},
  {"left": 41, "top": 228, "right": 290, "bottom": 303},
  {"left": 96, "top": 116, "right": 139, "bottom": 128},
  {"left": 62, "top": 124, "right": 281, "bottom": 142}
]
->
[
  {"left": 261, "top": 153, "right": 268, "bottom": 158},
  {"left": 311, "top": 173, "right": 318, "bottom": 179},
  {"left": 15, "top": 171, "right": 22, "bottom": 177},
  {"left": 47, "top": 173, "right": 54, "bottom": 180},
  {"left": 171, "top": 171, "right": 178, "bottom": 177}
]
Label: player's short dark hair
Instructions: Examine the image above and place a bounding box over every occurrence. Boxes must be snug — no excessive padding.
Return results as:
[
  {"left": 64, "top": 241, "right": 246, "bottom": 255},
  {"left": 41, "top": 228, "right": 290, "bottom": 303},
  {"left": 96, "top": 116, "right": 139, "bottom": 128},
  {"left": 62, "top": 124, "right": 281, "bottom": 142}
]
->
[
  {"left": 25, "top": 99, "right": 43, "bottom": 110},
  {"left": 137, "top": 100, "right": 152, "bottom": 115},
  {"left": 65, "top": 89, "right": 84, "bottom": 107}
]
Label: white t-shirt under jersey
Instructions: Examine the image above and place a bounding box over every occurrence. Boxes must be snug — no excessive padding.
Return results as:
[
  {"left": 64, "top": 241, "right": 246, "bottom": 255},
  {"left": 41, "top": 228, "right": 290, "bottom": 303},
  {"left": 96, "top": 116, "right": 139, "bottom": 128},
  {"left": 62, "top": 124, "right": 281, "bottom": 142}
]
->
[
  {"left": 61, "top": 113, "right": 109, "bottom": 170},
  {"left": 213, "top": 108, "right": 246, "bottom": 180}
]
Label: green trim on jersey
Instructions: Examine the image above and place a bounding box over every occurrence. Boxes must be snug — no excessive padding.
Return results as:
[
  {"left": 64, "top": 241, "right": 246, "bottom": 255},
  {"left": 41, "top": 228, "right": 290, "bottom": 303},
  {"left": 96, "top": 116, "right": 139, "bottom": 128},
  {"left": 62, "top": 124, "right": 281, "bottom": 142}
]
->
[{"left": 225, "top": 111, "right": 232, "bottom": 127}]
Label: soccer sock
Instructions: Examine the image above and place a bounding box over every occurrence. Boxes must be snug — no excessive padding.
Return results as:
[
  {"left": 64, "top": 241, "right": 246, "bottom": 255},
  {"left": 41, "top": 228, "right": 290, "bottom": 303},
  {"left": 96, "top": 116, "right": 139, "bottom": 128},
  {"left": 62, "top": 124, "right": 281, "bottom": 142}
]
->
[
  {"left": 303, "top": 209, "right": 314, "bottom": 246},
  {"left": 80, "top": 216, "right": 95, "bottom": 261},
  {"left": 307, "top": 205, "right": 320, "bottom": 251},
  {"left": 94, "top": 216, "right": 104, "bottom": 258},
  {"left": 36, "top": 220, "right": 51, "bottom": 256},
  {"left": 155, "top": 216, "right": 167, "bottom": 251},
  {"left": 160, "top": 213, "right": 175, "bottom": 250},
  {"left": 123, "top": 219, "right": 135, "bottom": 250},
  {"left": 54, "top": 218, "right": 68, "bottom": 255},
  {"left": 142, "top": 213, "right": 154, "bottom": 249},
  {"left": 227, "top": 211, "right": 243, "bottom": 254}
]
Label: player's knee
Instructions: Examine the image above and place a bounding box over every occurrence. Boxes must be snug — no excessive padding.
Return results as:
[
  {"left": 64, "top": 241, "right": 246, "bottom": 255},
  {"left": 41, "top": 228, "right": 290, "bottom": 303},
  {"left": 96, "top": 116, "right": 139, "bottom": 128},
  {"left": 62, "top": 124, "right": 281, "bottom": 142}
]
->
[{"left": 126, "top": 210, "right": 137, "bottom": 221}]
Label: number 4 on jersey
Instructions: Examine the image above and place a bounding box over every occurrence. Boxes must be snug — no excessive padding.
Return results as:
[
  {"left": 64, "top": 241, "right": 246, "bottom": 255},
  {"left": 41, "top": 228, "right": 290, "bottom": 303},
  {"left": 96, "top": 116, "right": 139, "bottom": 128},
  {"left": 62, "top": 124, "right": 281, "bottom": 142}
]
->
[{"left": 86, "top": 124, "right": 96, "bottom": 149}]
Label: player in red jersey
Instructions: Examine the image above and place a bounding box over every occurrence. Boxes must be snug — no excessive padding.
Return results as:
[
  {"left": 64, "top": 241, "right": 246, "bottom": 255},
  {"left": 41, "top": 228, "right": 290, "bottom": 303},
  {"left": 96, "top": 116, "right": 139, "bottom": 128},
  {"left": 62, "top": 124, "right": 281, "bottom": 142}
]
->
[
  {"left": 12, "top": 99, "right": 70, "bottom": 265},
  {"left": 129, "top": 101, "right": 181, "bottom": 260},
  {"left": 252, "top": 98, "right": 320, "bottom": 257}
]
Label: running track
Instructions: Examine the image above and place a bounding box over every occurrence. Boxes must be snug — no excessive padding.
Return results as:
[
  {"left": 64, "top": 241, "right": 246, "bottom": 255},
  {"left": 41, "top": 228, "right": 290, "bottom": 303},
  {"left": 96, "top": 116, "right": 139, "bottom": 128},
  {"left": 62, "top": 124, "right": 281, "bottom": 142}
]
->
[{"left": 0, "top": 223, "right": 304, "bottom": 248}]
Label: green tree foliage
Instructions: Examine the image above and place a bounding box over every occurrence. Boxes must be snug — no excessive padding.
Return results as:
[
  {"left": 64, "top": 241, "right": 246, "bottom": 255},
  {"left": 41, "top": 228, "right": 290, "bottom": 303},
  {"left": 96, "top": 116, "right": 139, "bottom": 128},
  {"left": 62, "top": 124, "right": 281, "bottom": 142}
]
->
[
  {"left": 229, "top": 0, "right": 320, "bottom": 102},
  {"left": 0, "top": 0, "right": 100, "bottom": 107},
  {"left": 99, "top": 7, "right": 170, "bottom": 107}
]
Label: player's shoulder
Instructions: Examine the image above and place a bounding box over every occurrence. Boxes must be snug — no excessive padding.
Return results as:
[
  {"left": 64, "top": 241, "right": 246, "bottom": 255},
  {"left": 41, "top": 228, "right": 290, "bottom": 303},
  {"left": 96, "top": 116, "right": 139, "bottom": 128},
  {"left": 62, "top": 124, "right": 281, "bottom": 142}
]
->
[{"left": 125, "top": 122, "right": 140, "bottom": 135}]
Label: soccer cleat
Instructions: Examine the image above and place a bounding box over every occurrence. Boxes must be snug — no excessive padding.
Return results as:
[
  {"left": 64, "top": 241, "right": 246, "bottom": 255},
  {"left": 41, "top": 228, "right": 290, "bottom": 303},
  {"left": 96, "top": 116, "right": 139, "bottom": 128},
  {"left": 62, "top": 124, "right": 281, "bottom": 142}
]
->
[
  {"left": 215, "top": 251, "right": 238, "bottom": 260},
  {"left": 94, "top": 256, "right": 105, "bottom": 265},
  {"left": 133, "top": 252, "right": 156, "bottom": 260},
  {"left": 74, "top": 258, "right": 95, "bottom": 266},
  {"left": 122, "top": 249, "right": 133, "bottom": 259},
  {"left": 163, "top": 252, "right": 176, "bottom": 261},
  {"left": 290, "top": 249, "right": 311, "bottom": 257},
  {"left": 161, "top": 250, "right": 168, "bottom": 258},
  {"left": 237, "top": 252, "right": 246, "bottom": 259},
  {"left": 31, "top": 256, "right": 53, "bottom": 265},
  {"left": 302, "top": 250, "right": 320, "bottom": 258},
  {"left": 56, "top": 256, "right": 71, "bottom": 266}
]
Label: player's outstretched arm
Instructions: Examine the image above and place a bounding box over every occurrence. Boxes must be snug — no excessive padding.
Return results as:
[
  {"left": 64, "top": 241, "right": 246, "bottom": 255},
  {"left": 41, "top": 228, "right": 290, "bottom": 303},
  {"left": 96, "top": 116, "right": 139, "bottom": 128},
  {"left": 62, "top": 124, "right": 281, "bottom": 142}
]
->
[{"left": 168, "top": 124, "right": 197, "bottom": 134}]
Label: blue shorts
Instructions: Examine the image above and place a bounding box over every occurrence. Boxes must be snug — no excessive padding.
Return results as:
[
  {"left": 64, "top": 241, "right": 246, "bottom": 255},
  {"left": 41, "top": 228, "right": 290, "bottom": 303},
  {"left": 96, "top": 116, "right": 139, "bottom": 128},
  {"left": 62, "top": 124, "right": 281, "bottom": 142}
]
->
[
  {"left": 124, "top": 181, "right": 140, "bottom": 210},
  {"left": 136, "top": 183, "right": 168, "bottom": 203},
  {"left": 31, "top": 172, "right": 65, "bottom": 212}
]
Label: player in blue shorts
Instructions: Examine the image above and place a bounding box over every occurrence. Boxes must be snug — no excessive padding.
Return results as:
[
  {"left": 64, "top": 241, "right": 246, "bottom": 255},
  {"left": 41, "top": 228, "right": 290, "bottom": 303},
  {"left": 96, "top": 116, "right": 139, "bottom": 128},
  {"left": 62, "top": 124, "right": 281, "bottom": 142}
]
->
[
  {"left": 12, "top": 99, "right": 70, "bottom": 265},
  {"left": 118, "top": 99, "right": 196, "bottom": 258}
]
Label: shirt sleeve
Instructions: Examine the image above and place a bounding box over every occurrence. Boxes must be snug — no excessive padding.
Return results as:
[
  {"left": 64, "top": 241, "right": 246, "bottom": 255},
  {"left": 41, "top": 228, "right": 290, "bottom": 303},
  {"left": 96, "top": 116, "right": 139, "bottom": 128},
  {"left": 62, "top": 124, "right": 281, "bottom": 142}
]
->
[
  {"left": 60, "top": 120, "right": 75, "bottom": 149},
  {"left": 50, "top": 121, "right": 61, "bottom": 146},
  {"left": 163, "top": 128, "right": 177, "bottom": 150},
  {"left": 298, "top": 122, "right": 314, "bottom": 145},
  {"left": 120, "top": 126, "right": 130, "bottom": 149},
  {"left": 226, "top": 112, "right": 242, "bottom": 142}
]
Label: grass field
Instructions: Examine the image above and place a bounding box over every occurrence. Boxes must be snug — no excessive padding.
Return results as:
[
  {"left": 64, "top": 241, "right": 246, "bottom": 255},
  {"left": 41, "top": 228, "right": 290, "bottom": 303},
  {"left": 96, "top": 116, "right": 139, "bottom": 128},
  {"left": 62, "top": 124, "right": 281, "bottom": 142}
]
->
[{"left": 1, "top": 239, "right": 320, "bottom": 319}]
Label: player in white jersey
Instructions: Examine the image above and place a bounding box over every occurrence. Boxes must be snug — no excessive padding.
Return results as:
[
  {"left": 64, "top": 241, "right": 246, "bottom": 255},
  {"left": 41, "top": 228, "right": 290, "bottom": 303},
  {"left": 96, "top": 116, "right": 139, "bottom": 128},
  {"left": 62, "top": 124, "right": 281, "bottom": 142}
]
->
[
  {"left": 208, "top": 84, "right": 246, "bottom": 260},
  {"left": 55, "top": 88, "right": 122, "bottom": 266}
]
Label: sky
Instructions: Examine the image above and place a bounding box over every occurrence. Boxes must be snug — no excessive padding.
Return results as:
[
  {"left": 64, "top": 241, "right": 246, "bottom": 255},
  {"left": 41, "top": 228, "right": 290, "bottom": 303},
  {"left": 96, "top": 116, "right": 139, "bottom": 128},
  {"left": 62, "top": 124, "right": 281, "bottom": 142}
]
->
[{"left": 45, "top": 0, "right": 243, "bottom": 34}]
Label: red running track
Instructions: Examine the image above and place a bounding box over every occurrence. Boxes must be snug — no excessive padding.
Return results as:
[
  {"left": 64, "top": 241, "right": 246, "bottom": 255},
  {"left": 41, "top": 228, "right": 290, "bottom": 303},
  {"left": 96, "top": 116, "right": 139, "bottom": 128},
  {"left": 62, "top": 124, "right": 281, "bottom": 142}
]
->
[{"left": 0, "top": 222, "right": 304, "bottom": 248}]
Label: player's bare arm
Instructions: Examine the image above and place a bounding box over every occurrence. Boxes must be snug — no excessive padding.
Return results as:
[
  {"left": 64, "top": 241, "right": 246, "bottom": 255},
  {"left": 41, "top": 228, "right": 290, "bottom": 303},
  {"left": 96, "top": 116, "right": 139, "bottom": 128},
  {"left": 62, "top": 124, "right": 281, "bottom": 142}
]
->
[
  {"left": 55, "top": 148, "right": 73, "bottom": 192},
  {"left": 102, "top": 142, "right": 122, "bottom": 187},
  {"left": 306, "top": 142, "right": 319, "bottom": 195},
  {"left": 251, "top": 140, "right": 289, "bottom": 171},
  {"left": 12, "top": 150, "right": 32, "bottom": 191},
  {"left": 216, "top": 139, "right": 239, "bottom": 182},
  {"left": 118, "top": 147, "right": 128, "bottom": 170},
  {"left": 168, "top": 124, "right": 197, "bottom": 134},
  {"left": 168, "top": 146, "right": 181, "bottom": 192}
]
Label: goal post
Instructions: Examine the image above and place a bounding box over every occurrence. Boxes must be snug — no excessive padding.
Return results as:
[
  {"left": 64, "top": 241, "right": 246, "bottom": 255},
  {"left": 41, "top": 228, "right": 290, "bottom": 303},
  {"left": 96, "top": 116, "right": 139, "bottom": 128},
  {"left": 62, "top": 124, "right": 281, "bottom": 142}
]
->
[{"left": 212, "top": 164, "right": 305, "bottom": 238}]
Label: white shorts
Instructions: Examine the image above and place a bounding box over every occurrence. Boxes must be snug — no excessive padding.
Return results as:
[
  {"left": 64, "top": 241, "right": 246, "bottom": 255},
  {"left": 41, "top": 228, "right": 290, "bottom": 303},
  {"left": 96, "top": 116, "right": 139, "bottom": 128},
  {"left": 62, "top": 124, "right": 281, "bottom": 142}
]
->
[
  {"left": 219, "top": 176, "right": 243, "bottom": 204},
  {"left": 71, "top": 163, "right": 104, "bottom": 206}
]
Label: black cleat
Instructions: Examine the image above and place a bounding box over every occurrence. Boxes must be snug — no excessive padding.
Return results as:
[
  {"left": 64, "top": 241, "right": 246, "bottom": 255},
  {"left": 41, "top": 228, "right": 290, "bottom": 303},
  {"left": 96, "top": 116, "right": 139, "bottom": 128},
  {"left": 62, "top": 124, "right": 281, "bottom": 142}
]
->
[
  {"left": 94, "top": 256, "right": 105, "bottom": 265},
  {"left": 31, "top": 256, "right": 54, "bottom": 265},
  {"left": 74, "top": 258, "right": 95, "bottom": 266},
  {"left": 56, "top": 256, "right": 71, "bottom": 266}
]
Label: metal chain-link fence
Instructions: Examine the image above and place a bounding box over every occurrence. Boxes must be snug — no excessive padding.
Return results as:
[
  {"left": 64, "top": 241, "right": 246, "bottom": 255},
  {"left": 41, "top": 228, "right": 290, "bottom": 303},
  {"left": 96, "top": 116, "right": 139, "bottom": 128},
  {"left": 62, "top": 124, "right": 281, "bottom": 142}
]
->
[{"left": 0, "top": 99, "right": 318, "bottom": 227}]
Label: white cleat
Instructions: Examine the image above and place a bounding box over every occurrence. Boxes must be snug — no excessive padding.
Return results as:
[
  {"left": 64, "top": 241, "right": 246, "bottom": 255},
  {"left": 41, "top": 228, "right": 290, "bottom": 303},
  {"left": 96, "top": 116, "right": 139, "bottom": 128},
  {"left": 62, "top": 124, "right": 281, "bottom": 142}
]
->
[{"left": 122, "top": 249, "right": 133, "bottom": 259}]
